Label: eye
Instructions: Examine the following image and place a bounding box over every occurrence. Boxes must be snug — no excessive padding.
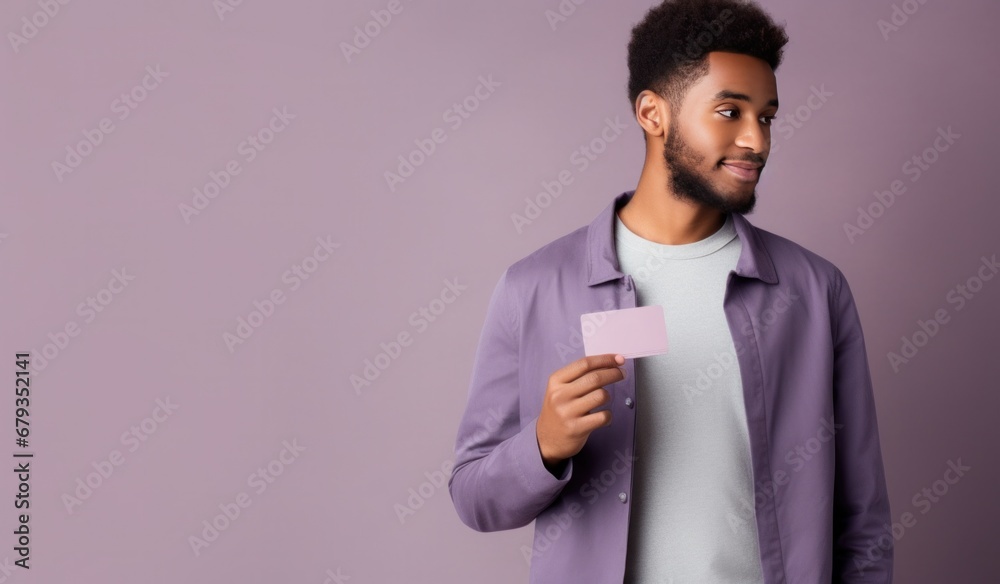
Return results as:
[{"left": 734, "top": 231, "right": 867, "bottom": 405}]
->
[{"left": 718, "top": 109, "right": 777, "bottom": 126}]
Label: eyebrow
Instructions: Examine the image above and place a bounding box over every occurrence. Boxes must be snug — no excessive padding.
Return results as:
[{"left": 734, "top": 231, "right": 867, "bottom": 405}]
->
[{"left": 711, "top": 90, "right": 779, "bottom": 109}]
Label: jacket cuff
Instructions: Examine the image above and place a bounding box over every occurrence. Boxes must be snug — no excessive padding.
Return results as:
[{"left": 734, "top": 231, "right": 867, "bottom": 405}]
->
[{"left": 513, "top": 417, "right": 574, "bottom": 494}]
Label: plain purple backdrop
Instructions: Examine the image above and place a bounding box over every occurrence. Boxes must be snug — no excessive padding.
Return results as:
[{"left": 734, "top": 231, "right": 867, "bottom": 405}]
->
[{"left": 1, "top": 0, "right": 997, "bottom": 582}]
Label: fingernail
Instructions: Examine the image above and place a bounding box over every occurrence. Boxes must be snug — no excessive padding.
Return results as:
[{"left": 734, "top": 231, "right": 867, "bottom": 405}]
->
[{"left": 615, "top": 354, "right": 624, "bottom": 365}]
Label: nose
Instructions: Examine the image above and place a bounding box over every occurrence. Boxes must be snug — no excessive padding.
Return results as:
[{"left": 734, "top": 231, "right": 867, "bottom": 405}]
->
[{"left": 734, "top": 118, "right": 769, "bottom": 154}]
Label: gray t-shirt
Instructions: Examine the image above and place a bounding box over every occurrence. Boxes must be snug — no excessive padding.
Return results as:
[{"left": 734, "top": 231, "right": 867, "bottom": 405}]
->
[{"left": 616, "top": 211, "right": 764, "bottom": 583}]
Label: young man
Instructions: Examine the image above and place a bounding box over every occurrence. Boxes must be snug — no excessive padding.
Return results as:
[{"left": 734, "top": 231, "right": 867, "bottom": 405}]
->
[{"left": 449, "top": 1, "right": 893, "bottom": 582}]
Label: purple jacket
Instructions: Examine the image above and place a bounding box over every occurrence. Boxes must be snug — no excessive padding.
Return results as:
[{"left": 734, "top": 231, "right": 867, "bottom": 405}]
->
[{"left": 449, "top": 190, "right": 893, "bottom": 583}]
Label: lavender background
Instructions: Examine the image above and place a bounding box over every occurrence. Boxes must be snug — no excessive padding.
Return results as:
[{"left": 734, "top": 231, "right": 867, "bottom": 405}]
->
[{"left": 1, "top": 0, "right": 998, "bottom": 582}]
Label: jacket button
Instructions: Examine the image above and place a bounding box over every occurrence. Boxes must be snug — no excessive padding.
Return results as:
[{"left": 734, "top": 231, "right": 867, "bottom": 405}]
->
[
  {"left": 618, "top": 492, "right": 628, "bottom": 503},
  {"left": 625, "top": 397, "right": 634, "bottom": 408}
]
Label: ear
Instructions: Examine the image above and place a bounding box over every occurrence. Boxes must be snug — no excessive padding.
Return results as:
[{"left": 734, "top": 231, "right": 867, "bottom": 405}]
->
[{"left": 635, "top": 90, "right": 669, "bottom": 139}]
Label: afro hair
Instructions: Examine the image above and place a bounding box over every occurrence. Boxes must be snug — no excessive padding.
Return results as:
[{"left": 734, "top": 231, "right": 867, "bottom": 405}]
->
[{"left": 626, "top": 0, "right": 789, "bottom": 119}]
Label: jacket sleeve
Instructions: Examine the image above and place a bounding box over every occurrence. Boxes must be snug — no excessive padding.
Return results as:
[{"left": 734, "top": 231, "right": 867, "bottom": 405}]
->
[
  {"left": 830, "top": 269, "right": 894, "bottom": 582},
  {"left": 448, "top": 267, "right": 574, "bottom": 532}
]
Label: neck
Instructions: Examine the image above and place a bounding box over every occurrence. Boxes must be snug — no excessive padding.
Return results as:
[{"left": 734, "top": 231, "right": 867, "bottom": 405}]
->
[{"left": 618, "top": 152, "right": 725, "bottom": 245}]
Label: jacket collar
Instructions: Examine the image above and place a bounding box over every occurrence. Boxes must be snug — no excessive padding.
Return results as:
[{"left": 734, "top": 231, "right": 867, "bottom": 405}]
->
[{"left": 586, "top": 190, "right": 778, "bottom": 286}]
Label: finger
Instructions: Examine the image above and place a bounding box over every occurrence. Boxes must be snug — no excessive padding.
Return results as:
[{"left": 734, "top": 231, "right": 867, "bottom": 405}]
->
[
  {"left": 549, "top": 367, "right": 621, "bottom": 402},
  {"left": 576, "top": 409, "right": 613, "bottom": 433},
  {"left": 563, "top": 365, "right": 625, "bottom": 400},
  {"left": 567, "top": 387, "right": 612, "bottom": 418},
  {"left": 552, "top": 353, "right": 624, "bottom": 385}
]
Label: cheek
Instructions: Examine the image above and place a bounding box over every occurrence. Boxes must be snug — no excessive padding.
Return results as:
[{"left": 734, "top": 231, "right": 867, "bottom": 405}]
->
[{"left": 685, "top": 126, "right": 729, "bottom": 163}]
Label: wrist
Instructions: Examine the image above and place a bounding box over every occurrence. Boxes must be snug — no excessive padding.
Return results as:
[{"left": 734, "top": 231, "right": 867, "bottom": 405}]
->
[
  {"left": 542, "top": 454, "right": 568, "bottom": 477},
  {"left": 536, "top": 432, "right": 567, "bottom": 476}
]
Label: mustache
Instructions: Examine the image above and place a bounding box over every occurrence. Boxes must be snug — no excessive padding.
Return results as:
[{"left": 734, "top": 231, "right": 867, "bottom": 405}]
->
[{"left": 720, "top": 155, "right": 765, "bottom": 167}]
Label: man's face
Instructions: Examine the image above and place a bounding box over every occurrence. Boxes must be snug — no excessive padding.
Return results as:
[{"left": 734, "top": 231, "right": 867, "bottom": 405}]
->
[{"left": 660, "top": 51, "right": 779, "bottom": 215}]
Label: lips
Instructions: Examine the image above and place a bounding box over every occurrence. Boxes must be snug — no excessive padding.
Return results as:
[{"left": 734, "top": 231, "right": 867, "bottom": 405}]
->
[{"left": 722, "top": 163, "right": 760, "bottom": 182}]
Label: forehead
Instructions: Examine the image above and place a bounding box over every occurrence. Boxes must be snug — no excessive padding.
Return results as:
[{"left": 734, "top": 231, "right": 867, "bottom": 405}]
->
[{"left": 685, "top": 51, "right": 778, "bottom": 107}]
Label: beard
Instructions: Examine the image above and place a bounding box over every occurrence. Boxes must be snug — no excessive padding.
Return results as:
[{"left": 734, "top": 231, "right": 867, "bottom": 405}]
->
[{"left": 662, "top": 121, "right": 758, "bottom": 215}]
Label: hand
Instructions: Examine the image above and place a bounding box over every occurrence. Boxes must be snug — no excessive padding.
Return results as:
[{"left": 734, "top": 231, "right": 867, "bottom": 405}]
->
[{"left": 535, "top": 353, "right": 626, "bottom": 473}]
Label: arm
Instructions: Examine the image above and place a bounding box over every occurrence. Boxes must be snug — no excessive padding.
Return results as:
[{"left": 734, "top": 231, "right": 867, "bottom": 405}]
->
[
  {"left": 830, "top": 269, "right": 894, "bottom": 582},
  {"left": 448, "top": 267, "right": 573, "bottom": 532}
]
